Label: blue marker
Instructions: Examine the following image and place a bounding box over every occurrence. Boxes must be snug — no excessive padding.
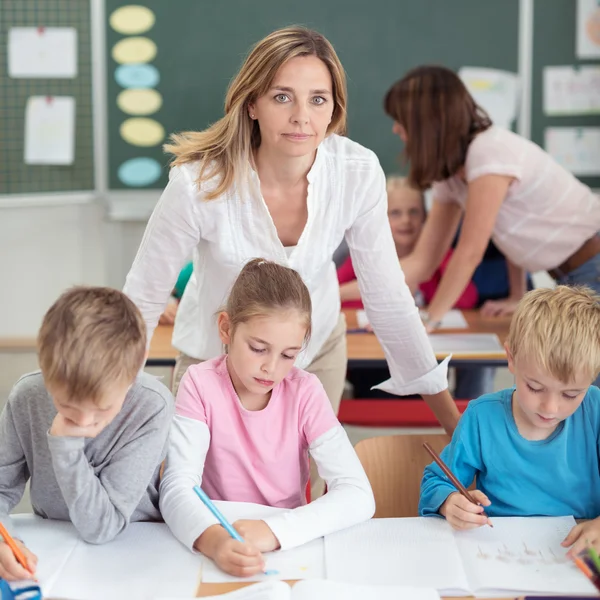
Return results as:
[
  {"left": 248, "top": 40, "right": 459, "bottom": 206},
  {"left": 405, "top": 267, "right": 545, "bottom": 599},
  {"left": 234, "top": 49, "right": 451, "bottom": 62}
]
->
[
  {"left": 193, "top": 485, "right": 244, "bottom": 542},
  {"left": 192, "top": 485, "right": 279, "bottom": 576}
]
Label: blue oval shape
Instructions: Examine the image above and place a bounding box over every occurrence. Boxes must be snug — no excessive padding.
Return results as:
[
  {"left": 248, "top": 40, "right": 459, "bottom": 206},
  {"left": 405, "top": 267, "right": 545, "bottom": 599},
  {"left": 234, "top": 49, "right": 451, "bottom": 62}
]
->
[
  {"left": 118, "top": 157, "right": 162, "bottom": 187},
  {"left": 115, "top": 64, "right": 160, "bottom": 89}
]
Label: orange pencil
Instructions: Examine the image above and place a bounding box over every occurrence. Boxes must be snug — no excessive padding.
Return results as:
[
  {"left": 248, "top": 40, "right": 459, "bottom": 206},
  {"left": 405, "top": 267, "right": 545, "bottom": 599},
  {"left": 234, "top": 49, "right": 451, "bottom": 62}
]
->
[
  {"left": 423, "top": 442, "right": 493, "bottom": 528},
  {"left": 0, "top": 521, "right": 32, "bottom": 574}
]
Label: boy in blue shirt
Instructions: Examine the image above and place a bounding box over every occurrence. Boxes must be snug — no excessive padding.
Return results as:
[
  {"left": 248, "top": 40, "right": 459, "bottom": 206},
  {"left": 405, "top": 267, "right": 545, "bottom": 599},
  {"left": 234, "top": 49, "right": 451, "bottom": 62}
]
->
[{"left": 420, "top": 285, "right": 600, "bottom": 558}]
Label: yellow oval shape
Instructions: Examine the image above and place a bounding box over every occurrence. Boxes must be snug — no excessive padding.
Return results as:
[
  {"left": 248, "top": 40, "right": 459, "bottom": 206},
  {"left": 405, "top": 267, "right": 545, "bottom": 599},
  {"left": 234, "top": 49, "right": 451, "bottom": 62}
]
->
[
  {"left": 112, "top": 37, "right": 157, "bottom": 65},
  {"left": 120, "top": 118, "right": 165, "bottom": 147},
  {"left": 109, "top": 5, "right": 155, "bottom": 35},
  {"left": 117, "top": 89, "right": 162, "bottom": 115}
]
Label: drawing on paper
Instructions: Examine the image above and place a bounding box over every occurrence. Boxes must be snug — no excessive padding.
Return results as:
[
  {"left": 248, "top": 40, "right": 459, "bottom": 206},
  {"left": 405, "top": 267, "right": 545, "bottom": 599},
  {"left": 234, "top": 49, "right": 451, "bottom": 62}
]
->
[{"left": 475, "top": 542, "right": 573, "bottom": 567}]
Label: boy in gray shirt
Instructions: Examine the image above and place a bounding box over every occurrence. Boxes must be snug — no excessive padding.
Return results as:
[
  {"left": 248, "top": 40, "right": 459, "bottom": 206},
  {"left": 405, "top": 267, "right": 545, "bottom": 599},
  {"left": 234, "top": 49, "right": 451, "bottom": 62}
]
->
[{"left": 0, "top": 287, "right": 174, "bottom": 581}]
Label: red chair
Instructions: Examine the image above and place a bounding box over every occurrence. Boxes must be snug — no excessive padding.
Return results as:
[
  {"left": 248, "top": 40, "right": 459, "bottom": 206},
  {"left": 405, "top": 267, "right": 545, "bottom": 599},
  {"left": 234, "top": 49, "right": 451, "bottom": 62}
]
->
[{"left": 338, "top": 398, "right": 470, "bottom": 428}]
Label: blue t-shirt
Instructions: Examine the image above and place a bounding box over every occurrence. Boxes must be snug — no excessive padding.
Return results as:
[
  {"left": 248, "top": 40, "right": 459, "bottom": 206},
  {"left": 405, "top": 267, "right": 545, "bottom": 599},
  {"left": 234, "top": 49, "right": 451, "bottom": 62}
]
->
[{"left": 420, "top": 386, "right": 600, "bottom": 519}]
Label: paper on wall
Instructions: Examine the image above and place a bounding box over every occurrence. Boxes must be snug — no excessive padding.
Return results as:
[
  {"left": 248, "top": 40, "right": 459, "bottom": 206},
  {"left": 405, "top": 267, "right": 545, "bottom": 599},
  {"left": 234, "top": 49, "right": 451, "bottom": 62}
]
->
[
  {"left": 8, "top": 27, "right": 77, "bottom": 78},
  {"left": 459, "top": 67, "right": 520, "bottom": 130},
  {"left": 544, "top": 66, "right": 600, "bottom": 115},
  {"left": 545, "top": 127, "right": 600, "bottom": 176},
  {"left": 24, "top": 96, "right": 75, "bottom": 165},
  {"left": 577, "top": 0, "right": 600, "bottom": 59}
]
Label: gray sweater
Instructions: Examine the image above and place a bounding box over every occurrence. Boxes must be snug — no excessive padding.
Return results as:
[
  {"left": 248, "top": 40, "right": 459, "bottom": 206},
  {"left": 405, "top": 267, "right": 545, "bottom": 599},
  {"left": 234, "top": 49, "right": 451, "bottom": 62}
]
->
[{"left": 0, "top": 371, "right": 174, "bottom": 544}]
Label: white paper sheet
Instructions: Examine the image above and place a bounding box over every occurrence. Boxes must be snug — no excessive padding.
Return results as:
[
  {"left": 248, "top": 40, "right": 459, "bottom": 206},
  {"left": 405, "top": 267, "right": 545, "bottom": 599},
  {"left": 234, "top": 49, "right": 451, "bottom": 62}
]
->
[
  {"left": 157, "top": 579, "right": 440, "bottom": 600},
  {"left": 577, "top": 0, "right": 600, "bottom": 59},
  {"left": 200, "top": 501, "right": 324, "bottom": 583},
  {"left": 155, "top": 581, "right": 291, "bottom": 600},
  {"left": 13, "top": 516, "right": 202, "bottom": 600},
  {"left": 324, "top": 518, "right": 470, "bottom": 593},
  {"left": 458, "top": 67, "right": 520, "bottom": 130},
  {"left": 356, "top": 309, "right": 468, "bottom": 331},
  {"left": 545, "top": 127, "right": 600, "bottom": 176},
  {"left": 292, "top": 580, "right": 440, "bottom": 600},
  {"left": 8, "top": 27, "right": 77, "bottom": 78},
  {"left": 427, "top": 333, "right": 504, "bottom": 356},
  {"left": 456, "top": 516, "right": 598, "bottom": 596},
  {"left": 24, "top": 96, "right": 75, "bottom": 165},
  {"left": 544, "top": 66, "right": 600, "bottom": 115}
]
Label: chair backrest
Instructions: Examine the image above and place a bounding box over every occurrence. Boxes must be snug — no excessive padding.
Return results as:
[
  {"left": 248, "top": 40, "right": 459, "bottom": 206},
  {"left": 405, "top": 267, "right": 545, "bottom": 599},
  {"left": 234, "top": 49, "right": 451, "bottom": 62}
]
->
[{"left": 355, "top": 433, "right": 451, "bottom": 518}]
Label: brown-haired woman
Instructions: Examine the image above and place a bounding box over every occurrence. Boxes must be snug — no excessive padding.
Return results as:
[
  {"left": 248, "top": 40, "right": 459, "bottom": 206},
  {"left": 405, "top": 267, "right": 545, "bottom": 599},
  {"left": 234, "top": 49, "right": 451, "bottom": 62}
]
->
[
  {"left": 123, "top": 29, "right": 460, "bottom": 442},
  {"left": 385, "top": 65, "right": 600, "bottom": 331}
]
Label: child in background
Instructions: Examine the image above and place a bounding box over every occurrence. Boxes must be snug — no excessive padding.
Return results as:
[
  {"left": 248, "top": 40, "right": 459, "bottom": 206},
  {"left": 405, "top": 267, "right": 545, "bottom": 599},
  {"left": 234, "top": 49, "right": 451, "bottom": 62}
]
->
[
  {"left": 160, "top": 259, "right": 374, "bottom": 577},
  {"left": 0, "top": 287, "right": 174, "bottom": 581},
  {"left": 338, "top": 175, "right": 478, "bottom": 309},
  {"left": 338, "top": 176, "right": 492, "bottom": 399},
  {"left": 419, "top": 286, "right": 600, "bottom": 558}
]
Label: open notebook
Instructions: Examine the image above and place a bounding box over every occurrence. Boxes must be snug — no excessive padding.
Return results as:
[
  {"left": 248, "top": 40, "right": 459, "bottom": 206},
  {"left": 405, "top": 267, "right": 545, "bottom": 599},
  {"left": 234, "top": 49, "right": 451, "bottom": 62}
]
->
[
  {"left": 324, "top": 516, "right": 599, "bottom": 596},
  {"left": 159, "top": 579, "right": 439, "bottom": 600},
  {"left": 11, "top": 501, "right": 324, "bottom": 599}
]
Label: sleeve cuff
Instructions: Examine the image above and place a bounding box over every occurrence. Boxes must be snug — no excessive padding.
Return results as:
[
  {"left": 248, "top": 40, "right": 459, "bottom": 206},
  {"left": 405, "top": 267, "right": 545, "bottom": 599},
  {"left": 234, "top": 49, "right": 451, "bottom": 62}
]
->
[
  {"left": 262, "top": 513, "right": 299, "bottom": 551},
  {"left": 372, "top": 355, "right": 451, "bottom": 396},
  {"left": 46, "top": 432, "right": 86, "bottom": 453},
  {"left": 419, "top": 483, "right": 457, "bottom": 516}
]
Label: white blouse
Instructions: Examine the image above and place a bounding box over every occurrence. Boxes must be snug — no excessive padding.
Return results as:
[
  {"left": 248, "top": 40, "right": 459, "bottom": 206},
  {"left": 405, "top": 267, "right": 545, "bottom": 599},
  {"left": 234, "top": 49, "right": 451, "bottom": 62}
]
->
[{"left": 124, "top": 134, "right": 449, "bottom": 395}]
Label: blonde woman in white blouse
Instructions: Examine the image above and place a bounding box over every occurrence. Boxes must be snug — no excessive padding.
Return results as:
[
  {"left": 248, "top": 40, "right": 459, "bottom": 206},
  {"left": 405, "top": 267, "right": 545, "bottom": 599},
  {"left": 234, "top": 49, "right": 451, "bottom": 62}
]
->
[{"left": 123, "top": 26, "right": 460, "bottom": 437}]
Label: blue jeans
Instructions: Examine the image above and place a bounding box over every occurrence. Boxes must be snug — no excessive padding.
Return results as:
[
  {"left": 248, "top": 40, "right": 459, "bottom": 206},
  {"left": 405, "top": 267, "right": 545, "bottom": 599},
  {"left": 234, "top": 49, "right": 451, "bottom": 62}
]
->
[{"left": 556, "top": 252, "right": 600, "bottom": 386}]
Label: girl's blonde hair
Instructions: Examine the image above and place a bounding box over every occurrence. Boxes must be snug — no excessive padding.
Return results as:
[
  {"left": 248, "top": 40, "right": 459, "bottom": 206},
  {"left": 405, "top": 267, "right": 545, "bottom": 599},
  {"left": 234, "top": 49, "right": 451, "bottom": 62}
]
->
[
  {"left": 225, "top": 259, "right": 312, "bottom": 344},
  {"left": 164, "top": 26, "right": 348, "bottom": 200}
]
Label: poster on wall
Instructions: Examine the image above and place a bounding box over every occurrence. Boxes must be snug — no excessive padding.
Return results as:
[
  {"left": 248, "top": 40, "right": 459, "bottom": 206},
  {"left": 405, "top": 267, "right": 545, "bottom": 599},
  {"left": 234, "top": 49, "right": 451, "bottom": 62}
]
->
[
  {"left": 458, "top": 67, "right": 520, "bottom": 130},
  {"left": 543, "top": 65, "right": 600, "bottom": 115},
  {"left": 545, "top": 127, "right": 600, "bottom": 176},
  {"left": 577, "top": 0, "right": 600, "bottom": 58}
]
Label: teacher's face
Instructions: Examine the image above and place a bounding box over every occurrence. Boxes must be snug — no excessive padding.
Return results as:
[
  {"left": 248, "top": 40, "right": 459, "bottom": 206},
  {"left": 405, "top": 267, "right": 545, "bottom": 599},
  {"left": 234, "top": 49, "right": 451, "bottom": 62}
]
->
[{"left": 249, "top": 55, "right": 334, "bottom": 158}]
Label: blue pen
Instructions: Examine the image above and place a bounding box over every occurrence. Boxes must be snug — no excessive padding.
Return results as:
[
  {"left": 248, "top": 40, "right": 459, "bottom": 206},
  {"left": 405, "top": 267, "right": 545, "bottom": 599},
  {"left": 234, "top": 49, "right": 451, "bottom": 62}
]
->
[{"left": 193, "top": 485, "right": 244, "bottom": 542}]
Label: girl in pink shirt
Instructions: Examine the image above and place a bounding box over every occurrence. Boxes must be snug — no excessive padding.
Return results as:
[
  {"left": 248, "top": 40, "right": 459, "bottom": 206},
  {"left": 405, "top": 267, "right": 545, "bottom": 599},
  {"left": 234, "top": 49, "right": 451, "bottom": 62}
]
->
[
  {"left": 384, "top": 66, "right": 600, "bottom": 333},
  {"left": 160, "top": 259, "right": 374, "bottom": 578}
]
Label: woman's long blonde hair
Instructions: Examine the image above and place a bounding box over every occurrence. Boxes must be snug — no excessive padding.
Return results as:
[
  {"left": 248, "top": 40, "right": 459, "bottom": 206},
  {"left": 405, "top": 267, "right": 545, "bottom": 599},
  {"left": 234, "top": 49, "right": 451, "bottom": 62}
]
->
[{"left": 164, "top": 26, "right": 348, "bottom": 200}]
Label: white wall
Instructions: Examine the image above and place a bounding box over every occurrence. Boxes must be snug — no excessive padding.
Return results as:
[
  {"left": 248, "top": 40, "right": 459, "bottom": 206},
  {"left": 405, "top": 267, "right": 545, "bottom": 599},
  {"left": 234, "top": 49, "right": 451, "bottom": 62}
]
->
[{"left": 0, "top": 201, "right": 147, "bottom": 337}]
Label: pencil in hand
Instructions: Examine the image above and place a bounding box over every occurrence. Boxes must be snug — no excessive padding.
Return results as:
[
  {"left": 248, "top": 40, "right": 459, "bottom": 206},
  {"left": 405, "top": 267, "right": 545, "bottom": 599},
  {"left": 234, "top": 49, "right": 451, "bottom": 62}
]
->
[
  {"left": 423, "top": 442, "right": 493, "bottom": 528},
  {"left": 0, "top": 521, "right": 36, "bottom": 579}
]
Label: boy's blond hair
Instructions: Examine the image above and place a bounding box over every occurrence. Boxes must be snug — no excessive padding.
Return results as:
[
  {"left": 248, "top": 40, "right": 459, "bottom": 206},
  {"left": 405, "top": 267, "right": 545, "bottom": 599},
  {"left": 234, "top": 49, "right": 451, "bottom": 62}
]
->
[
  {"left": 37, "top": 286, "right": 147, "bottom": 403},
  {"left": 506, "top": 285, "right": 600, "bottom": 383}
]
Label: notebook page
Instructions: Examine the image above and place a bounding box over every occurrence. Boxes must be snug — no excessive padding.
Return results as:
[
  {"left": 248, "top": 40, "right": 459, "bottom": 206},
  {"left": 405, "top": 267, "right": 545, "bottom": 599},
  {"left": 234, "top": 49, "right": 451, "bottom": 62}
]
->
[
  {"left": 427, "top": 333, "right": 503, "bottom": 355},
  {"left": 12, "top": 515, "right": 81, "bottom": 596},
  {"left": 155, "top": 580, "right": 291, "bottom": 600},
  {"left": 48, "top": 522, "right": 202, "bottom": 600},
  {"left": 324, "top": 517, "right": 470, "bottom": 593},
  {"left": 292, "top": 579, "right": 441, "bottom": 600},
  {"left": 201, "top": 537, "right": 324, "bottom": 583},
  {"left": 200, "top": 501, "right": 324, "bottom": 583},
  {"left": 357, "top": 309, "right": 468, "bottom": 330},
  {"left": 455, "top": 516, "right": 598, "bottom": 595}
]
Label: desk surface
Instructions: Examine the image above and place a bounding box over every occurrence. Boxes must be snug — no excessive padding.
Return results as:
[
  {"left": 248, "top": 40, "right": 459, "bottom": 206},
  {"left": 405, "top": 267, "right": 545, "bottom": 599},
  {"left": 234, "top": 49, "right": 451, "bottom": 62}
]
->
[{"left": 147, "top": 309, "right": 511, "bottom": 366}]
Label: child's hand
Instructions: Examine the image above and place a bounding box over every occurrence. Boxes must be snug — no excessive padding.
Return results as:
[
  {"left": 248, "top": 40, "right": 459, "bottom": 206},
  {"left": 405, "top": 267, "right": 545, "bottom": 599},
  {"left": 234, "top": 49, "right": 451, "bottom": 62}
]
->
[
  {"left": 50, "top": 414, "right": 104, "bottom": 438},
  {"left": 440, "top": 491, "right": 492, "bottom": 530},
  {"left": 0, "top": 540, "right": 37, "bottom": 581},
  {"left": 562, "top": 517, "right": 600, "bottom": 558},
  {"left": 233, "top": 519, "right": 280, "bottom": 553},
  {"left": 195, "top": 525, "right": 264, "bottom": 578}
]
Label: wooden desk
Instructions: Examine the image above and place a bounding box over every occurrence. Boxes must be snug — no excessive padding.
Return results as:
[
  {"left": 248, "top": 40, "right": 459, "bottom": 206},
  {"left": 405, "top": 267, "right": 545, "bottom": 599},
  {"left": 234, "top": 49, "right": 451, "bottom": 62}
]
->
[
  {"left": 197, "top": 581, "right": 512, "bottom": 599},
  {"left": 148, "top": 310, "right": 511, "bottom": 368},
  {"left": 0, "top": 338, "right": 37, "bottom": 352},
  {"left": 345, "top": 309, "right": 510, "bottom": 368}
]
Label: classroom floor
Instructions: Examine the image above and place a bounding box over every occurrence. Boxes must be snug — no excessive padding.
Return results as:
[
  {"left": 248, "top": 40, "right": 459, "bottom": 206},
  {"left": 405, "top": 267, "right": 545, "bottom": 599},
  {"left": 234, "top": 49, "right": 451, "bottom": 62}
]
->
[{"left": 0, "top": 351, "right": 514, "bottom": 515}]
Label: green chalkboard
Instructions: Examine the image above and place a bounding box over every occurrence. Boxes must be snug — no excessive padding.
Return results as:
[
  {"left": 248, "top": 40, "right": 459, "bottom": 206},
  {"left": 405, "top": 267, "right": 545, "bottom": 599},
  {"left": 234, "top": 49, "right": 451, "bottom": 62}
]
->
[
  {"left": 532, "top": 0, "right": 600, "bottom": 189},
  {"left": 105, "top": 0, "right": 519, "bottom": 190},
  {"left": 0, "top": 0, "right": 94, "bottom": 194}
]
